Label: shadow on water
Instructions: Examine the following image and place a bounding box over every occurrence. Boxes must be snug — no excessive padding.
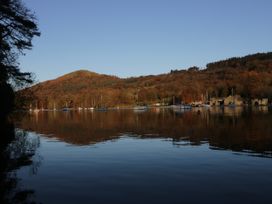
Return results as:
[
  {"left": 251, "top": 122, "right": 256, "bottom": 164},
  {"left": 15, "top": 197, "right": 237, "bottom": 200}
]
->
[
  {"left": 15, "top": 107, "right": 272, "bottom": 158},
  {"left": 0, "top": 120, "right": 41, "bottom": 204}
]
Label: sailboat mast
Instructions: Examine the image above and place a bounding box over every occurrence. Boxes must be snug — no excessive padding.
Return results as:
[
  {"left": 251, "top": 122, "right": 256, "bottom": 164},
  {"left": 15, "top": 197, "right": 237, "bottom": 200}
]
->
[{"left": 232, "top": 88, "right": 234, "bottom": 104}]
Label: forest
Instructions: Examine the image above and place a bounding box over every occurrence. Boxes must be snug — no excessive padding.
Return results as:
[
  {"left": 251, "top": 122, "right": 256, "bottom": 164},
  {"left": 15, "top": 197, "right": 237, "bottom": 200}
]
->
[{"left": 18, "top": 52, "right": 272, "bottom": 109}]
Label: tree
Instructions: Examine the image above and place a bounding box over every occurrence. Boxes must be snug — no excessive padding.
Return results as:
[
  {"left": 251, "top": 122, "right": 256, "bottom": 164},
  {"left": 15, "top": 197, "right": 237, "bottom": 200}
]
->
[{"left": 0, "top": 0, "right": 40, "bottom": 118}]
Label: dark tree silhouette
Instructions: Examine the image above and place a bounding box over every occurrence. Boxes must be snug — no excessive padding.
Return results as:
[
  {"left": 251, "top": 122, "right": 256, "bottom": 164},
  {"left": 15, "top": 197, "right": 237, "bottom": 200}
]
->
[
  {"left": 0, "top": 121, "right": 40, "bottom": 204},
  {"left": 0, "top": 0, "right": 40, "bottom": 119}
]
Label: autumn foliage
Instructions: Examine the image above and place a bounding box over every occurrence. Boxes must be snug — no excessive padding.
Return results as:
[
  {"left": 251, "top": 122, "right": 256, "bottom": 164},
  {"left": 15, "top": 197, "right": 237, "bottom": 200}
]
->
[{"left": 19, "top": 52, "right": 272, "bottom": 109}]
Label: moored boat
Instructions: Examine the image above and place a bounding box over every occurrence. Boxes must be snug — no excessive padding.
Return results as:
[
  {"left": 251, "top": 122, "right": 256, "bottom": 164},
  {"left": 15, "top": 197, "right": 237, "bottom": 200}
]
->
[
  {"left": 172, "top": 104, "right": 192, "bottom": 109},
  {"left": 133, "top": 106, "right": 148, "bottom": 110}
]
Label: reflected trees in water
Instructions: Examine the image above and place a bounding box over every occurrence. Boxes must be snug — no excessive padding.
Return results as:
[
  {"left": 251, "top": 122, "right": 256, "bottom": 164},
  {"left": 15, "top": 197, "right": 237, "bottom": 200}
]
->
[
  {"left": 0, "top": 122, "right": 41, "bottom": 204},
  {"left": 17, "top": 107, "right": 272, "bottom": 157}
]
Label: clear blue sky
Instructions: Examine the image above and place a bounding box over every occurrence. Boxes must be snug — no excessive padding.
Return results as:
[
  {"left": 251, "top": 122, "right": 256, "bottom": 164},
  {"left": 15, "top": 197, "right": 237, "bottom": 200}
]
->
[{"left": 20, "top": 0, "right": 272, "bottom": 82}]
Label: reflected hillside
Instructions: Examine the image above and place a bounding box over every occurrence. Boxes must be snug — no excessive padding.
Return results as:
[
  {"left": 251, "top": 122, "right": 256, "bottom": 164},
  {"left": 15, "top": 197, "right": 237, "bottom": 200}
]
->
[{"left": 16, "top": 108, "right": 272, "bottom": 156}]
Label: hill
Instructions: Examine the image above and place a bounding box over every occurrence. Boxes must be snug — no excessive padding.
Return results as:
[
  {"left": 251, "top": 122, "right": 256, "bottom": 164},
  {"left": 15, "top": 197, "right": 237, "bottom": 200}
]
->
[{"left": 18, "top": 52, "right": 272, "bottom": 109}]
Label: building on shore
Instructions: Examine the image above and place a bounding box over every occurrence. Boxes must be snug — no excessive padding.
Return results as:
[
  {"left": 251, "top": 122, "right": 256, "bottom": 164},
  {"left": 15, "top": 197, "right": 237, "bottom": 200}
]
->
[
  {"left": 209, "top": 95, "right": 244, "bottom": 106},
  {"left": 224, "top": 95, "right": 244, "bottom": 106},
  {"left": 210, "top": 97, "right": 224, "bottom": 106},
  {"left": 190, "top": 101, "right": 203, "bottom": 107},
  {"left": 209, "top": 95, "right": 269, "bottom": 107},
  {"left": 252, "top": 98, "right": 269, "bottom": 106}
]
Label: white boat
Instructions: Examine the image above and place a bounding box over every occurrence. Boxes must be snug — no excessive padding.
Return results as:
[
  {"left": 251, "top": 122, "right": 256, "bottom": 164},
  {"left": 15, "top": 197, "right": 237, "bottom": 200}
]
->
[
  {"left": 202, "top": 104, "right": 211, "bottom": 108},
  {"left": 172, "top": 104, "right": 192, "bottom": 109},
  {"left": 180, "top": 105, "right": 192, "bottom": 109},
  {"left": 62, "top": 108, "right": 69, "bottom": 112},
  {"left": 133, "top": 106, "right": 148, "bottom": 110}
]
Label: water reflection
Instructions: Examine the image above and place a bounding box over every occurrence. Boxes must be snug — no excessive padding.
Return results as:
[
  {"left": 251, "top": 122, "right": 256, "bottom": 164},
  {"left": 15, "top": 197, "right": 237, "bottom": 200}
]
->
[
  {"left": 16, "top": 107, "right": 272, "bottom": 157},
  {"left": 0, "top": 121, "right": 40, "bottom": 204}
]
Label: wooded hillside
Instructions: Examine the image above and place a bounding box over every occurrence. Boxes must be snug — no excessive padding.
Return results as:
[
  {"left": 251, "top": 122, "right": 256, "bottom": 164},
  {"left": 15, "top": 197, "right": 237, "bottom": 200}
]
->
[{"left": 19, "top": 52, "right": 272, "bottom": 109}]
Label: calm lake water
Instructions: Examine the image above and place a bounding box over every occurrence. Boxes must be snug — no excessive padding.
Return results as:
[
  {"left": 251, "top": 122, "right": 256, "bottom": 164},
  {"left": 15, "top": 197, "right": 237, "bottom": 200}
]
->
[{"left": 5, "top": 107, "right": 272, "bottom": 203}]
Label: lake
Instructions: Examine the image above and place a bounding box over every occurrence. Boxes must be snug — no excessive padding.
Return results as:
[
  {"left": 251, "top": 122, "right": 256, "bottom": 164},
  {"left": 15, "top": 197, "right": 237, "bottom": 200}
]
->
[{"left": 3, "top": 107, "right": 272, "bottom": 204}]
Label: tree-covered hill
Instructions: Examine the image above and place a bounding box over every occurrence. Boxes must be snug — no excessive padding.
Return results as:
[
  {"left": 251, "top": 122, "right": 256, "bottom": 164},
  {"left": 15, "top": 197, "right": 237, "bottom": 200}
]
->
[
  {"left": 19, "top": 52, "right": 272, "bottom": 109},
  {"left": 206, "top": 52, "right": 272, "bottom": 72}
]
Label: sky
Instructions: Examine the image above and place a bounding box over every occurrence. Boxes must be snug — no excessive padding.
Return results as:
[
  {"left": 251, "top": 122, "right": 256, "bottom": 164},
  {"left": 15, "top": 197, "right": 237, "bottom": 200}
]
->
[{"left": 20, "top": 0, "right": 272, "bottom": 82}]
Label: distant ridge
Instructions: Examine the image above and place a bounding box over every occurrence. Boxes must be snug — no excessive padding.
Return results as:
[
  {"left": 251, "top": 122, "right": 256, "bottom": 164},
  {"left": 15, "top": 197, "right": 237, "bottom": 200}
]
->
[
  {"left": 59, "top": 69, "right": 100, "bottom": 78},
  {"left": 45, "top": 69, "right": 119, "bottom": 82},
  {"left": 19, "top": 52, "right": 272, "bottom": 109}
]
